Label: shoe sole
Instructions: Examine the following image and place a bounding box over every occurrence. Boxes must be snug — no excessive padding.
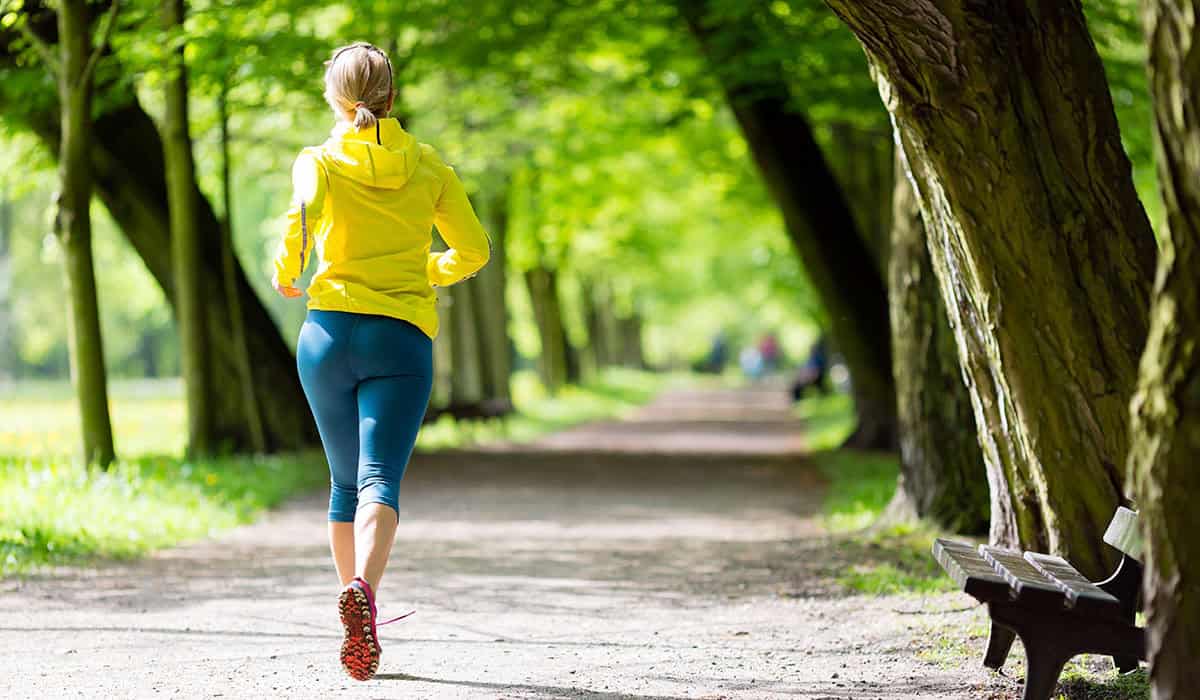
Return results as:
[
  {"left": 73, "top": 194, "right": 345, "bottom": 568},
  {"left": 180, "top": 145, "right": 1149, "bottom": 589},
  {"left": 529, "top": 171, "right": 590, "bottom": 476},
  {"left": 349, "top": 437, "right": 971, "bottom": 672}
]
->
[{"left": 338, "top": 586, "right": 379, "bottom": 681}]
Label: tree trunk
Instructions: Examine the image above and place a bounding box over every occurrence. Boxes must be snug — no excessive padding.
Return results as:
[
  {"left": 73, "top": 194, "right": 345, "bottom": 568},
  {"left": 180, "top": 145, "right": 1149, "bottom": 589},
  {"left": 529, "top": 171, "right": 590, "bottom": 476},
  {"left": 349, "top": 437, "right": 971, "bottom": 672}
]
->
[
  {"left": 1130, "top": 3, "right": 1200, "bottom": 695},
  {"left": 217, "top": 81, "right": 266, "bottom": 453},
  {"left": 827, "top": 0, "right": 1158, "bottom": 577},
  {"left": 888, "top": 148, "right": 988, "bottom": 535},
  {"left": 677, "top": 0, "right": 897, "bottom": 450},
  {"left": 57, "top": 0, "right": 116, "bottom": 467},
  {"left": 162, "top": 0, "right": 213, "bottom": 456},
  {"left": 6, "top": 87, "right": 318, "bottom": 451},
  {"left": 525, "top": 265, "right": 568, "bottom": 393},
  {"left": 617, "top": 311, "right": 646, "bottom": 370},
  {"left": 828, "top": 123, "right": 893, "bottom": 276},
  {"left": 580, "top": 278, "right": 604, "bottom": 376},
  {"left": 472, "top": 183, "right": 511, "bottom": 402},
  {"left": 448, "top": 282, "right": 484, "bottom": 405}
]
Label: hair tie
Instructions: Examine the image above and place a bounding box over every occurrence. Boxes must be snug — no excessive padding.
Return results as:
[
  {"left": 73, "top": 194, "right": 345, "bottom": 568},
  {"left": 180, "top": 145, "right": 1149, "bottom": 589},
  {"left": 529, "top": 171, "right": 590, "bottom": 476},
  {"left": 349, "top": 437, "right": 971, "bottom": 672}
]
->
[{"left": 353, "top": 101, "right": 366, "bottom": 110}]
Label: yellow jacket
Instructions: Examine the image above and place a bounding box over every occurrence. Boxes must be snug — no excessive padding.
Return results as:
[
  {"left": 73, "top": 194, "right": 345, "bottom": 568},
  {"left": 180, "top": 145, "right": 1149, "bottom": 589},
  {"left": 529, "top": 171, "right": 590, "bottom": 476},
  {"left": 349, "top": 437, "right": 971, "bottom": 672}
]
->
[{"left": 272, "top": 118, "right": 490, "bottom": 338}]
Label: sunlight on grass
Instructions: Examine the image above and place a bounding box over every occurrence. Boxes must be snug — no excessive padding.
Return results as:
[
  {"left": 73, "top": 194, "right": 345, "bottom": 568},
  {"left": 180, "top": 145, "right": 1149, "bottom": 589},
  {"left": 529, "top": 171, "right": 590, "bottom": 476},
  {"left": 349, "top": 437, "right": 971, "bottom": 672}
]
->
[
  {"left": 792, "top": 392, "right": 855, "bottom": 451},
  {"left": 0, "top": 452, "right": 327, "bottom": 576},
  {"left": 0, "top": 378, "right": 186, "bottom": 457}
]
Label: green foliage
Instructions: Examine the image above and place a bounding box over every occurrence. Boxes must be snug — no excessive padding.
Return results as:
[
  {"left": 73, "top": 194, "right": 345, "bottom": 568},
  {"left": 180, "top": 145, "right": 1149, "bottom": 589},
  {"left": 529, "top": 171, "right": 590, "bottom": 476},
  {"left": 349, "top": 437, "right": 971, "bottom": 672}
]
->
[{"left": 0, "top": 451, "right": 328, "bottom": 576}]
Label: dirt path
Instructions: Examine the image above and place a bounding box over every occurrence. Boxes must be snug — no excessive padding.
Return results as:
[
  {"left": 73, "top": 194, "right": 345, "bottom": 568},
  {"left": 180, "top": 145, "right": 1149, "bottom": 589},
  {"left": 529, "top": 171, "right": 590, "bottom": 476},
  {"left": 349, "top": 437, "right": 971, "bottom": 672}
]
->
[{"left": 0, "top": 384, "right": 1016, "bottom": 699}]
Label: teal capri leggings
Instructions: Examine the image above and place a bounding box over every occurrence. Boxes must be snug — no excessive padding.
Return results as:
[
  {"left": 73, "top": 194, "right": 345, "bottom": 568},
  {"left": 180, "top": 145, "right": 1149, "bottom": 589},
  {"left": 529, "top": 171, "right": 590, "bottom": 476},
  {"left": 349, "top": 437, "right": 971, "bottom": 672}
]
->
[{"left": 296, "top": 309, "right": 433, "bottom": 522}]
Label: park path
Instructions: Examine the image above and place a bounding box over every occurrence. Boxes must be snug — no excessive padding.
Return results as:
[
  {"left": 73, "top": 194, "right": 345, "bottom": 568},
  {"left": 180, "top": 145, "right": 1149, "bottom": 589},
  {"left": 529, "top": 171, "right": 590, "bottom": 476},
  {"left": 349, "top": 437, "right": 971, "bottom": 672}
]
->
[{"left": 0, "top": 384, "right": 1014, "bottom": 699}]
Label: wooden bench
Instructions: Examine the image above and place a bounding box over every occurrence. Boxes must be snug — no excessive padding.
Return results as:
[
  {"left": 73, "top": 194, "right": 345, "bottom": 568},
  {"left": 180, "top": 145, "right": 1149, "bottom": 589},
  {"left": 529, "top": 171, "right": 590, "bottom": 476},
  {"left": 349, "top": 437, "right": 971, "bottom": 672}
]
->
[{"left": 932, "top": 507, "right": 1145, "bottom": 700}]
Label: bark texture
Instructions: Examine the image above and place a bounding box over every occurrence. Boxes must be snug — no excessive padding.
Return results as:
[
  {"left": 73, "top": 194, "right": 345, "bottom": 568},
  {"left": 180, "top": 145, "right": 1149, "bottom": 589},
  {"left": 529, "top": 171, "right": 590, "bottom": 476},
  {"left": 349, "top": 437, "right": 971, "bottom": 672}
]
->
[
  {"left": 678, "top": 0, "right": 897, "bottom": 449},
  {"left": 826, "top": 0, "right": 1158, "bottom": 576},
  {"left": 162, "top": 0, "right": 213, "bottom": 456},
  {"left": 56, "top": 0, "right": 115, "bottom": 466},
  {"left": 889, "top": 147, "right": 988, "bottom": 534},
  {"left": 1131, "top": 3, "right": 1200, "bottom": 695}
]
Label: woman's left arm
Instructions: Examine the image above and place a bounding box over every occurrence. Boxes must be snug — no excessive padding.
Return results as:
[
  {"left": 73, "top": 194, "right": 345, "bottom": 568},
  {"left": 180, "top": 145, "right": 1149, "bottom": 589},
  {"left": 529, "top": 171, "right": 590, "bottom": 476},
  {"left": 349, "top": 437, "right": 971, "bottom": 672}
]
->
[{"left": 272, "top": 150, "right": 328, "bottom": 296}]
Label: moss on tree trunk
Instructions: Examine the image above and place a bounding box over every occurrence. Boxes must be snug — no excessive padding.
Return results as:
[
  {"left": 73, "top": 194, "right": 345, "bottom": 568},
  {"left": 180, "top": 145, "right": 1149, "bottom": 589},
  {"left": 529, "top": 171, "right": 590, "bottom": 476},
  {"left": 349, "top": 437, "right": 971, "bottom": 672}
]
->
[
  {"left": 1130, "top": 2, "right": 1200, "bottom": 694},
  {"left": 889, "top": 147, "right": 988, "bottom": 534},
  {"left": 827, "top": 0, "right": 1157, "bottom": 577},
  {"left": 56, "top": 0, "right": 115, "bottom": 467},
  {"left": 162, "top": 0, "right": 213, "bottom": 457}
]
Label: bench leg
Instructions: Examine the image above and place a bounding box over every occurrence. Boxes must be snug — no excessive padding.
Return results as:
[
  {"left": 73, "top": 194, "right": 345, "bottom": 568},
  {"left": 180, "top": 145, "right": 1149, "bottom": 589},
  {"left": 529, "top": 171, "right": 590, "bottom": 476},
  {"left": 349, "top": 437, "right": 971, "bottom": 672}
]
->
[
  {"left": 983, "top": 622, "right": 1016, "bottom": 670},
  {"left": 1097, "top": 555, "right": 1144, "bottom": 673},
  {"left": 1020, "top": 640, "right": 1071, "bottom": 700}
]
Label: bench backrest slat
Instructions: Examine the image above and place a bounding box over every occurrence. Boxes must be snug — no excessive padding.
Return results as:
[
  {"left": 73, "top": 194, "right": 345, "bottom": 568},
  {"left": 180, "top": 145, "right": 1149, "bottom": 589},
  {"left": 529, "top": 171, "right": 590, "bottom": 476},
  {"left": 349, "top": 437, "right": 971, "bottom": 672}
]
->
[
  {"left": 1023, "top": 551, "right": 1121, "bottom": 617},
  {"left": 1103, "top": 507, "right": 1143, "bottom": 562}
]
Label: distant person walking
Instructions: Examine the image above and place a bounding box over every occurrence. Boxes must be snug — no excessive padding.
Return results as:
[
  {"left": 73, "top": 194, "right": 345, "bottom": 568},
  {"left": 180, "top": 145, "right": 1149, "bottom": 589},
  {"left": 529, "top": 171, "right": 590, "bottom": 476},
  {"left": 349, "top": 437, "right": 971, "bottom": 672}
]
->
[
  {"left": 270, "top": 42, "right": 489, "bottom": 681},
  {"left": 758, "top": 332, "right": 781, "bottom": 374}
]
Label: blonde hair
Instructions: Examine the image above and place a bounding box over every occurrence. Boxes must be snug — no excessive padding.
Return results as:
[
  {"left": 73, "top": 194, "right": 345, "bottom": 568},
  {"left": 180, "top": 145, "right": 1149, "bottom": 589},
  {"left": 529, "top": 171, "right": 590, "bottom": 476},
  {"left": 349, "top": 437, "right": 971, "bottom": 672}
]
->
[{"left": 323, "top": 42, "right": 394, "bottom": 130}]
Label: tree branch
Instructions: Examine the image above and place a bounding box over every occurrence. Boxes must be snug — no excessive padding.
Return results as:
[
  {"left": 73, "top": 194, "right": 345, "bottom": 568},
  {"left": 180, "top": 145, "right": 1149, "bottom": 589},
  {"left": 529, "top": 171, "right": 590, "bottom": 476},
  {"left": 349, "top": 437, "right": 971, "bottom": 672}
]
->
[
  {"left": 10, "top": 9, "right": 60, "bottom": 75},
  {"left": 80, "top": 0, "right": 119, "bottom": 86}
]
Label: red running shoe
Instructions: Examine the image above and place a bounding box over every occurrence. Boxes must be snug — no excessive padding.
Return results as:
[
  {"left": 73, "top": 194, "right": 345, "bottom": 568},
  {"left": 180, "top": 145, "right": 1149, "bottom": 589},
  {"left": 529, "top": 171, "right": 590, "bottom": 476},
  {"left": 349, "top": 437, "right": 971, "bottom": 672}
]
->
[{"left": 337, "top": 577, "right": 414, "bottom": 681}]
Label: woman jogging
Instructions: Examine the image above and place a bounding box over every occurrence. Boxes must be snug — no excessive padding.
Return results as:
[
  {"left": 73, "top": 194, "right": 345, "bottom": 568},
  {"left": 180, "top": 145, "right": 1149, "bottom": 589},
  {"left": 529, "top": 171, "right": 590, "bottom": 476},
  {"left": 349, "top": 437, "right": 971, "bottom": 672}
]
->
[{"left": 270, "top": 41, "right": 490, "bottom": 681}]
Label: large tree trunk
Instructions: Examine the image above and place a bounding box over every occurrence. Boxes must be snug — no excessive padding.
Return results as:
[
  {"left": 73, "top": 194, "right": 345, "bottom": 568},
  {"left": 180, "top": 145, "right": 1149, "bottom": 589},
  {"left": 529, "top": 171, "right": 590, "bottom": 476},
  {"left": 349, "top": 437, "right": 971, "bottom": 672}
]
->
[
  {"left": 525, "top": 265, "right": 568, "bottom": 393},
  {"left": 57, "top": 0, "right": 116, "bottom": 467},
  {"left": 677, "top": 0, "right": 897, "bottom": 449},
  {"left": 1, "top": 85, "right": 320, "bottom": 451},
  {"left": 888, "top": 149, "right": 988, "bottom": 534},
  {"left": 1130, "top": 3, "right": 1200, "bottom": 695},
  {"left": 827, "top": 0, "right": 1158, "bottom": 577},
  {"left": 216, "top": 81, "right": 266, "bottom": 453},
  {"left": 162, "top": 0, "right": 214, "bottom": 457}
]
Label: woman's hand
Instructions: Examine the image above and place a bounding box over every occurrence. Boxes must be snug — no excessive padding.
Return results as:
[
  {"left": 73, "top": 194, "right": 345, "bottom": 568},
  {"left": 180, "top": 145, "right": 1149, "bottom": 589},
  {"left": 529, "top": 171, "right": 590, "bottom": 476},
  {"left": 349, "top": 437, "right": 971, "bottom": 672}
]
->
[{"left": 272, "top": 273, "right": 303, "bottom": 298}]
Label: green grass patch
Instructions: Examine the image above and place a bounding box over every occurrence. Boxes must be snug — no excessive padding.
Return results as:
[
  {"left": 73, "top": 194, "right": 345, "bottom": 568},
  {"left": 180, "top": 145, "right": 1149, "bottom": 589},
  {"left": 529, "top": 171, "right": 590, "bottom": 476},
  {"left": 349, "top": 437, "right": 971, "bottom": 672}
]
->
[
  {"left": 792, "top": 391, "right": 855, "bottom": 451},
  {"left": 1056, "top": 663, "right": 1149, "bottom": 700},
  {"left": 812, "top": 448, "right": 900, "bottom": 532},
  {"left": 836, "top": 526, "right": 957, "bottom": 595},
  {"left": 0, "top": 378, "right": 186, "bottom": 458},
  {"left": 0, "top": 452, "right": 328, "bottom": 577}
]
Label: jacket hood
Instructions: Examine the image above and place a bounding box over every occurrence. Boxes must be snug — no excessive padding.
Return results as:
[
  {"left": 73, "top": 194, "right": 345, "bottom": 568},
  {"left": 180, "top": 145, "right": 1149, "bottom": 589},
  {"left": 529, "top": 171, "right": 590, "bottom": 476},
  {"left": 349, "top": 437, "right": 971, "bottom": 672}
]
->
[{"left": 321, "top": 118, "right": 422, "bottom": 189}]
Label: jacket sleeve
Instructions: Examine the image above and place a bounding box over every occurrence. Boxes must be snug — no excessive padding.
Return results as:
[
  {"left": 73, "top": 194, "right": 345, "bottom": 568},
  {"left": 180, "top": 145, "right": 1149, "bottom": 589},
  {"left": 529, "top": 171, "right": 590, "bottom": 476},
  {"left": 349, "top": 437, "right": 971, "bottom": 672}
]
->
[
  {"left": 272, "top": 151, "right": 327, "bottom": 284},
  {"left": 427, "top": 161, "right": 491, "bottom": 288}
]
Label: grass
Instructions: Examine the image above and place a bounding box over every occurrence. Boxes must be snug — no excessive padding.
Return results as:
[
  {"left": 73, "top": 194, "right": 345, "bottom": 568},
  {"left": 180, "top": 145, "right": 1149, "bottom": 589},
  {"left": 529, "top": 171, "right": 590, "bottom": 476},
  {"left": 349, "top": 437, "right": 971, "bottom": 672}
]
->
[
  {"left": 0, "top": 452, "right": 328, "bottom": 577},
  {"left": 0, "top": 368, "right": 674, "bottom": 577}
]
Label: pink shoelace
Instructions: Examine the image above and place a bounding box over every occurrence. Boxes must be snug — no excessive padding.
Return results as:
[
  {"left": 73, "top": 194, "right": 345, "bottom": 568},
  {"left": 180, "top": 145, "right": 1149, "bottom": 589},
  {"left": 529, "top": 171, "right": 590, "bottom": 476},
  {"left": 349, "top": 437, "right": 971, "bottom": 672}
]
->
[{"left": 352, "top": 577, "right": 415, "bottom": 628}]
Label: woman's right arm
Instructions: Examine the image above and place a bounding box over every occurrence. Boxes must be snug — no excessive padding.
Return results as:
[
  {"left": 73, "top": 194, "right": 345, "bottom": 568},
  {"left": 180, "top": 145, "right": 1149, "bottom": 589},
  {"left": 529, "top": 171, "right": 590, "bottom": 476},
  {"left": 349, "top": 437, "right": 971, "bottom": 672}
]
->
[
  {"left": 427, "top": 157, "right": 491, "bottom": 288},
  {"left": 272, "top": 150, "right": 328, "bottom": 296}
]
